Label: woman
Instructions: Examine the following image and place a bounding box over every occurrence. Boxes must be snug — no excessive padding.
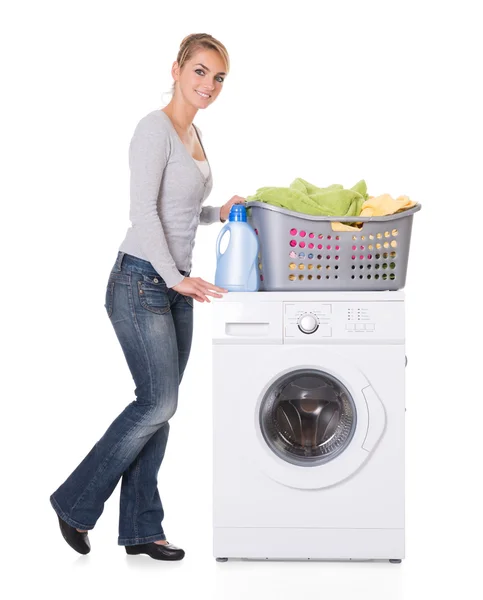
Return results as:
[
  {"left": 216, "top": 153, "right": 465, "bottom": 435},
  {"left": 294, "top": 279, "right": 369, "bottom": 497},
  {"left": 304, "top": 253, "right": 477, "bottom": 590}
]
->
[{"left": 50, "top": 33, "right": 245, "bottom": 561}]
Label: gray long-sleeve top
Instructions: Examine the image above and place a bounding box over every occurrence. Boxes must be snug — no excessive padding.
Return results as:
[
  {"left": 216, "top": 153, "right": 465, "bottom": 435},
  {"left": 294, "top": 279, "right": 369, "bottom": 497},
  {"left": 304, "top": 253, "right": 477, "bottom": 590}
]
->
[{"left": 118, "top": 109, "right": 222, "bottom": 288}]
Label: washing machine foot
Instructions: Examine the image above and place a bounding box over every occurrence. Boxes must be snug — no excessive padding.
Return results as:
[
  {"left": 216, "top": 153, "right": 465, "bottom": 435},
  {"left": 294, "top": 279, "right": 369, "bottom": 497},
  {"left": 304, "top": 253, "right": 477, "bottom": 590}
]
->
[
  {"left": 216, "top": 557, "right": 228, "bottom": 562},
  {"left": 389, "top": 559, "right": 402, "bottom": 563}
]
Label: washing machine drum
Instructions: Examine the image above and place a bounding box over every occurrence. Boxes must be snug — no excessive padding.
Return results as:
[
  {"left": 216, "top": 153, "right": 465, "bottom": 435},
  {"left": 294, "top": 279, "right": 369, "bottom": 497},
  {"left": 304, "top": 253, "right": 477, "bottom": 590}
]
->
[{"left": 260, "top": 369, "right": 357, "bottom": 467}]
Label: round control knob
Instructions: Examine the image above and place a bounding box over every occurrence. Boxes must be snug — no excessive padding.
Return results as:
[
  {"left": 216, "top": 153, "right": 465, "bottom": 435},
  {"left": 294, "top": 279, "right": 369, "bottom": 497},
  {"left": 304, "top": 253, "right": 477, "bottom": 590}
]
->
[{"left": 297, "top": 313, "right": 319, "bottom": 334}]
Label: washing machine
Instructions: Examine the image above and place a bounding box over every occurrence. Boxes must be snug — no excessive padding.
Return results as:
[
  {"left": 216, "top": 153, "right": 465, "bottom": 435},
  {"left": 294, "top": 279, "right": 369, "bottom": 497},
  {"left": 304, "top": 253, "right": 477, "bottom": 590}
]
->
[{"left": 212, "top": 290, "right": 405, "bottom": 562}]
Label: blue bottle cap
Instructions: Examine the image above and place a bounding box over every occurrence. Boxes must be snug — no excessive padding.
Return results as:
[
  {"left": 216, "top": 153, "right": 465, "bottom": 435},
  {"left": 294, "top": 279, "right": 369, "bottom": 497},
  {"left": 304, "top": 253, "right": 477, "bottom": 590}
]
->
[{"left": 229, "top": 204, "right": 247, "bottom": 222}]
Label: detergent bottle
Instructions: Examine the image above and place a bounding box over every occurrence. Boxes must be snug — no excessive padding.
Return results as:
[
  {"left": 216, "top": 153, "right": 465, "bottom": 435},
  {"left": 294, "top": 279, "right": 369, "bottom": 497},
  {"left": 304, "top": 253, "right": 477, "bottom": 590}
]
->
[{"left": 215, "top": 204, "right": 259, "bottom": 291}]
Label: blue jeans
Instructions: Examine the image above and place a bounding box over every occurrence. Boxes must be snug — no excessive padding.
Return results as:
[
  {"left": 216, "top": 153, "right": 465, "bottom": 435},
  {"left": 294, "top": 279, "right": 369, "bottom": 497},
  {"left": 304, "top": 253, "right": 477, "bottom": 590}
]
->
[{"left": 50, "top": 251, "right": 193, "bottom": 545}]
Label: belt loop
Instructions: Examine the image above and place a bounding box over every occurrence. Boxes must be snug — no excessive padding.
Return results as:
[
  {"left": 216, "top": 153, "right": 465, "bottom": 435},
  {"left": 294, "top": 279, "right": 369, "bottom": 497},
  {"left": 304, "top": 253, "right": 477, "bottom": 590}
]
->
[{"left": 114, "top": 251, "right": 125, "bottom": 272}]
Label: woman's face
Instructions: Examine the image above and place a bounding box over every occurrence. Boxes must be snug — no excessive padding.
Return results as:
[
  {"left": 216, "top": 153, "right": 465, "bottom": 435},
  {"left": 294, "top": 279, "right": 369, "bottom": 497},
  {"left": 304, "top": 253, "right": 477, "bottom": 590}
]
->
[{"left": 174, "top": 49, "right": 227, "bottom": 108}]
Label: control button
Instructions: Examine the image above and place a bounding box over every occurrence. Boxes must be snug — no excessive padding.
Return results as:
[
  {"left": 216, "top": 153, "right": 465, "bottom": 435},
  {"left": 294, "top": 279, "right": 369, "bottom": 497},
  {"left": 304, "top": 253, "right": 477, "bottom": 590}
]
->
[
  {"left": 366, "top": 323, "right": 375, "bottom": 331},
  {"left": 298, "top": 313, "right": 319, "bottom": 334},
  {"left": 346, "top": 323, "right": 355, "bottom": 331},
  {"left": 356, "top": 324, "right": 365, "bottom": 331}
]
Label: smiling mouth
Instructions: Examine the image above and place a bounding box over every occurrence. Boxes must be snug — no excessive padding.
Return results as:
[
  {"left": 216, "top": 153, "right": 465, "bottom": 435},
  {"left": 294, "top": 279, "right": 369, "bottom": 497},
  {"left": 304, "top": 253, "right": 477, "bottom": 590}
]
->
[{"left": 196, "top": 90, "right": 211, "bottom": 98}]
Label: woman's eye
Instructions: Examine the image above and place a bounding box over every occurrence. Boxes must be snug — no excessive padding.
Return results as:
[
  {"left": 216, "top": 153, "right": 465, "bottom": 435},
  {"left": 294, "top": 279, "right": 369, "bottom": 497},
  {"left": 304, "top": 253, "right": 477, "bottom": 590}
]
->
[{"left": 195, "top": 69, "right": 224, "bottom": 83}]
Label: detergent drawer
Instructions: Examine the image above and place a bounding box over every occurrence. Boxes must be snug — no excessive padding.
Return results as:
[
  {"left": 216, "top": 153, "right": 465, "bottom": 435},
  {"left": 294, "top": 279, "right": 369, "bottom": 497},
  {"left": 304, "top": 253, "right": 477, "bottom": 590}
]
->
[{"left": 212, "top": 300, "right": 283, "bottom": 345}]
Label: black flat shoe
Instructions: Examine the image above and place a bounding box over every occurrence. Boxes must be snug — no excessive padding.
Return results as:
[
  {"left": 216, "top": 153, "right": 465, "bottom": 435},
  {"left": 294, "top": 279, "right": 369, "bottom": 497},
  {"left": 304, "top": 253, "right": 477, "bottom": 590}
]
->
[
  {"left": 125, "top": 541, "right": 185, "bottom": 561},
  {"left": 57, "top": 515, "right": 91, "bottom": 555}
]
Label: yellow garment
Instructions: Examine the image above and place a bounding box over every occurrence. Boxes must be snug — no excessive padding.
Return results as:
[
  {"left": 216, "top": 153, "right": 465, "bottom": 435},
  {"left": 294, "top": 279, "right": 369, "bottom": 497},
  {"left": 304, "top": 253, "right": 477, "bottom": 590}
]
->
[
  {"left": 360, "top": 194, "right": 416, "bottom": 217},
  {"left": 331, "top": 194, "right": 417, "bottom": 231}
]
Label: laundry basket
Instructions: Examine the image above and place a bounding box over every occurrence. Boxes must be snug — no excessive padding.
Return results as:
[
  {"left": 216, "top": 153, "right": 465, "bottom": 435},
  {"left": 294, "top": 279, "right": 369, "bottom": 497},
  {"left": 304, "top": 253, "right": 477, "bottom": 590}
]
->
[{"left": 245, "top": 201, "right": 421, "bottom": 291}]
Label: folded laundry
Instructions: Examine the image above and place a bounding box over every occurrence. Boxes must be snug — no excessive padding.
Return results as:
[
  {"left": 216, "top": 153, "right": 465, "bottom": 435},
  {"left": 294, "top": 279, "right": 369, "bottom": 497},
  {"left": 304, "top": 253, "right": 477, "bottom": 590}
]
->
[{"left": 246, "top": 178, "right": 416, "bottom": 232}]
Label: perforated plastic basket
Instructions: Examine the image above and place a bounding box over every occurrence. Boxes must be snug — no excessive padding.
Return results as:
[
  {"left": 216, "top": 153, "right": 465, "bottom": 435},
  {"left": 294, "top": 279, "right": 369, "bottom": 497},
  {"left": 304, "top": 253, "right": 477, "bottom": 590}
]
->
[{"left": 246, "top": 201, "right": 421, "bottom": 291}]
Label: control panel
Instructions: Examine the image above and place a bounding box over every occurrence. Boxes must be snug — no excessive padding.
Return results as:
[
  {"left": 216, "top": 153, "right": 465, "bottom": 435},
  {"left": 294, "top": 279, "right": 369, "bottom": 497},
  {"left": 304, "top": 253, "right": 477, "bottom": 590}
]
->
[{"left": 283, "top": 301, "right": 404, "bottom": 343}]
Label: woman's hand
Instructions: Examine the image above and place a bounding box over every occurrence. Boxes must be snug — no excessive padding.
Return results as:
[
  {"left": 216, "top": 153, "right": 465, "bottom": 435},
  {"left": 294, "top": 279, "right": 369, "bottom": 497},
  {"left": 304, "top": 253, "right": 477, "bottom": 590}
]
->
[
  {"left": 172, "top": 277, "right": 228, "bottom": 303},
  {"left": 220, "top": 195, "right": 246, "bottom": 222}
]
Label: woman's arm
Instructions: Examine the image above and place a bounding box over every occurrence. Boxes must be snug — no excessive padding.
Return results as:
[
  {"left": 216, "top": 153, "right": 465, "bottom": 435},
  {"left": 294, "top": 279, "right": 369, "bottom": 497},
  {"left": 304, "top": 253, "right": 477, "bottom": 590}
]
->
[
  {"left": 128, "top": 115, "right": 185, "bottom": 288},
  {"left": 200, "top": 205, "right": 224, "bottom": 224}
]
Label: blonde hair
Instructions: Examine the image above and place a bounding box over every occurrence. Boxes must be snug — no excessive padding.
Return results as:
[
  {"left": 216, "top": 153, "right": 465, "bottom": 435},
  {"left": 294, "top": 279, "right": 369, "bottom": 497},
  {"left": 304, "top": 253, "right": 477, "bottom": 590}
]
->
[{"left": 170, "top": 33, "right": 230, "bottom": 95}]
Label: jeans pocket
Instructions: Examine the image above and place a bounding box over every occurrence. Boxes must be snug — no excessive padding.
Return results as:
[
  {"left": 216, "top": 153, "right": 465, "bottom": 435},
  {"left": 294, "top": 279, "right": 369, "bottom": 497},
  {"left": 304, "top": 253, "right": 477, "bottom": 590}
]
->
[
  {"left": 137, "top": 274, "right": 171, "bottom": 315},
  {"left": 181, "top": 294, "right": 194, "bottom": 308},
  {"left": 104, "top": 280, "right": 114, "bottom": 317}
]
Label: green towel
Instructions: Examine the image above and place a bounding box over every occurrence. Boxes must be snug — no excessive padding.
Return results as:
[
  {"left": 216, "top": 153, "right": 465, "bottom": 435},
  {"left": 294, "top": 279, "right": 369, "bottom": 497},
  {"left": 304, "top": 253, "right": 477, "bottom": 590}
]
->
[{"left": 246, "top": 178, "right": 368, "bottom": 217}]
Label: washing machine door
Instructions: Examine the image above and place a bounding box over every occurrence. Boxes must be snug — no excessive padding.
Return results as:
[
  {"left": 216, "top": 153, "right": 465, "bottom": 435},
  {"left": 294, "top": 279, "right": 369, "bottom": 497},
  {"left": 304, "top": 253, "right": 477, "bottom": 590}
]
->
[{"left": 255, "top": 353, "right": 386, "bottom": 489}]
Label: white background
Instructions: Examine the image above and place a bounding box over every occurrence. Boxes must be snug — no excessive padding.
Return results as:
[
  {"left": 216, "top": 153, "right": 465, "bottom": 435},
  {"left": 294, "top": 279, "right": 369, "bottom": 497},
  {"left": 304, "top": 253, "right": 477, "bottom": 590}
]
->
[{"left": 2, "top": 0, "right": 482, "bottom": 598}]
